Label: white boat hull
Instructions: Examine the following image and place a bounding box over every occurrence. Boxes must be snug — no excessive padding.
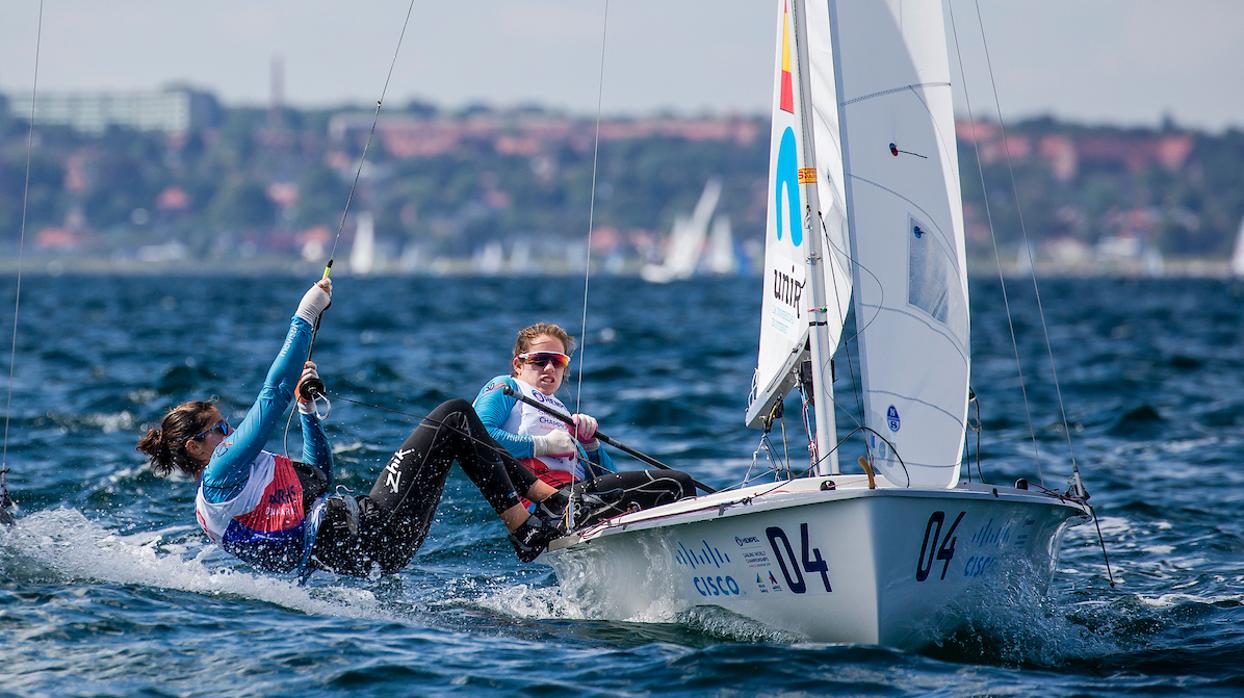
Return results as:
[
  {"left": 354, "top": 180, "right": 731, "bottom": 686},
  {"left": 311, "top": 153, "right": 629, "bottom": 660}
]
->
[{"left": 543, "top": 476, "right": 1088, "bottom": 649}]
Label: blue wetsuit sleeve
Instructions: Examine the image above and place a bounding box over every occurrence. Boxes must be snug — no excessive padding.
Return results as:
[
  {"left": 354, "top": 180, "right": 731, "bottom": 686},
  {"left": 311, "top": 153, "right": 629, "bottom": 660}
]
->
[
  {"left": 300, "top": 411, "right": 333, "bottom": 484},
  {"left": 472, "top": 376, "right": 536, "bottom": 458},
  {"left": 200, "top": 315, "right": 315, "bottom": 501}
]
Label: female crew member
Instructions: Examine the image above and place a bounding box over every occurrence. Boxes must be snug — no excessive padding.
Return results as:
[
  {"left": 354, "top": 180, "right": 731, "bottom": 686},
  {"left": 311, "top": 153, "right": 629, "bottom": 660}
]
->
[
  {"left": 473, "top": 323, "right": 695, "bottom": 529},
  {"left": 136, "top": 279, "right": 569, "bottom": 575}
]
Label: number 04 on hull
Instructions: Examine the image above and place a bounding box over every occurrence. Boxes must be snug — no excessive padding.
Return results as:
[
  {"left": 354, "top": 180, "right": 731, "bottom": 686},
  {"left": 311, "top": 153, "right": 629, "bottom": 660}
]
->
[{"left": 545, "top": 476, "right": 1088, "bottom": 648}]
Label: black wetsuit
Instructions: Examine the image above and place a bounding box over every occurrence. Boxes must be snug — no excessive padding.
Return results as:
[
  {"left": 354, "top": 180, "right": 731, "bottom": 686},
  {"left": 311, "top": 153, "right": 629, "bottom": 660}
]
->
[{"left": 307, "top": 399, "right": 539, "bottom": 576}]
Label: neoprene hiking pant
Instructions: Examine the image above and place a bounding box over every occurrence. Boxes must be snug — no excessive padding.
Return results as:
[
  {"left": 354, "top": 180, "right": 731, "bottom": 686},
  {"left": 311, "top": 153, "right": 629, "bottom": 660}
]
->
[{"left": 309, "top": 398, "right": 537, "bottom": 576}]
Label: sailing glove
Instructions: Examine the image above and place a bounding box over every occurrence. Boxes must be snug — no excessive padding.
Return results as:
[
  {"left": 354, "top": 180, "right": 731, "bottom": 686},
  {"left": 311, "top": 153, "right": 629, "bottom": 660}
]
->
[
  {"left": 295, "top": 278, "right": 333, "bottom": 326},
  {"left": 296, "top": 362, "right": 321, "bottom": 409},
  {"left": 571, "top": 413, "right": 598, "bottom": 448},
  {"left": 532, "top": 430, "right": 577, "bottom": 458}
]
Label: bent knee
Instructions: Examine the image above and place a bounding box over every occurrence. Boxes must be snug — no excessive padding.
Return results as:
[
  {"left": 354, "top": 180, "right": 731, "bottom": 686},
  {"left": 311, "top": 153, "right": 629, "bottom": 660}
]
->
[{"left": 430, "top": 397, "right": 474, "bottom": 419}]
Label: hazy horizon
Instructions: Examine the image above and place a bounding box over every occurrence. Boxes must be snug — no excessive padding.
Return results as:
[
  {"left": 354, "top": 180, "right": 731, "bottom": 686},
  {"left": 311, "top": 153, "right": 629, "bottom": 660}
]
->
[{"left": 2, "top": 1, "right": 1242, "bottom": 132}]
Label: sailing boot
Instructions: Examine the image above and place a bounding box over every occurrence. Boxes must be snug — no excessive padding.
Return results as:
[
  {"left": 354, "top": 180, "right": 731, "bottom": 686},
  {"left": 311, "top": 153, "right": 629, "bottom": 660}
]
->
[{"left": 508, "top": 513, "right": 565, "bottom": 563}]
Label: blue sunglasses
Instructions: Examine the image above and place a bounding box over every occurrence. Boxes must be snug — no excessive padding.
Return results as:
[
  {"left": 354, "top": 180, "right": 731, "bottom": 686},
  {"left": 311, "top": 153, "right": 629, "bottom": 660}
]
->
[{"left": 193, "top": 419, "right": 232, "bottom": 441}]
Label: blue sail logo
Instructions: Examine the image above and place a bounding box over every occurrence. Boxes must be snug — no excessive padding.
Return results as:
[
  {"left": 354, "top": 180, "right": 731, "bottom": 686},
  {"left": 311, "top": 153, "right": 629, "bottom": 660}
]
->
[{"left": 774, "top": 126, "right": 802, "bottom": 247}]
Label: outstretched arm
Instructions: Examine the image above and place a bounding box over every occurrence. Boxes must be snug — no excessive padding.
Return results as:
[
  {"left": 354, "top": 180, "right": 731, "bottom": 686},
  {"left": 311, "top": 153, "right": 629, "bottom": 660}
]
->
[{"left": 200, "top": 281, "right": 331, "bottom": 500}]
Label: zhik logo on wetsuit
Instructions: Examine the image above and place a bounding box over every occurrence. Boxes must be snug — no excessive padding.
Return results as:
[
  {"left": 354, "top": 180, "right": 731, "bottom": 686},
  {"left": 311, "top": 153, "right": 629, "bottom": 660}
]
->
[{"left": 386, "top": 449, "right": 415, "bottom": 493}]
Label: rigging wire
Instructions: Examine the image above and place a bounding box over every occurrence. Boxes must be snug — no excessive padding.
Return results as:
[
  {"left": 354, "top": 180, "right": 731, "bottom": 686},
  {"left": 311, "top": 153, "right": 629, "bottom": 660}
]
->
[
  {"left": 569, "top": 0, "right": 611, "bottom": 529},
  {"left": 573, "top": 0, "right": 611, "bottom": 417},
  {"left": 970, "top": 0, "right": 1078, "bottom": 483},
  {"left": 970, "top": 0, "right": 1113, "bottom": 586},
  {"left": 1, "top": 0, "right": 45, "bottom": 519},
  {"left": 281, "top": 0, "right": 417, "bottom": 458},
  {"left": 322, "top": 0, "right": 418, "bottom": 274},
  {"left": 816, "top": 211, "right": 870, "bottom": 459},
  {"left": 946, "top": 3, "right": 1045, "bottom": 487}
]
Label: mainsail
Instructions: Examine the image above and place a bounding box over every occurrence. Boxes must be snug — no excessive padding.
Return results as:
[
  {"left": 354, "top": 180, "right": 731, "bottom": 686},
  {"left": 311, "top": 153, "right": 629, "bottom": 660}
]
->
[
  {"left": 747, "top": 0, "right": 852, "bottom": 429},
  {"left": 830, "top": 0, "right": 970, "bottom": 488}
]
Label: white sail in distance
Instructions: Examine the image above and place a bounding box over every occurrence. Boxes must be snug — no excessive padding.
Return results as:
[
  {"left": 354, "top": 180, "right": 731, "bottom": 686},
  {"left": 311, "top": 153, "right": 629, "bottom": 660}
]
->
[
  {"left": 1231, "top": 217, "right": 1244, "bottom": 278},
  {"left": 829, "top": 0, "right": 970, "bottom": 488},
  {"left": 349, "top": 211, "right": 376, "bottom": 275},
  {"left": 747, "top": 0, "right": 852, "bottom": 429},
  {"left": 640, "top": 179, "right": 722, "bottom": 283}
]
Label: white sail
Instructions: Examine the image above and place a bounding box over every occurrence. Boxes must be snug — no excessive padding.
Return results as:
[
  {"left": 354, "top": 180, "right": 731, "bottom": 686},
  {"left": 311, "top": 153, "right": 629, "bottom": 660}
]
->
[
  {"left": 1231, "top": 217, "right": 1244, "bottom": 278},
  {"left": 747, "top": 0, "right": 852, "bottom": 429},
  {"left": 702, "top": 216, "right": 736, "bottom": 274},
  {"left": 349, "top": 212, "right": 376, "bottom": 275},
  {"left": 640, "top": 179, "right": 722, "bottom": 283},
  {"left": 830, "top": 0, "right": 970, "bottom": 488}
]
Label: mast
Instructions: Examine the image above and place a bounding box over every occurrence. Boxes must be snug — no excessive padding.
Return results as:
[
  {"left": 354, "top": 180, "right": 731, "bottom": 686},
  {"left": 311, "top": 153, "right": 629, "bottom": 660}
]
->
[{"left": 791, "top": 0, "right": 838, "bottom": 476}]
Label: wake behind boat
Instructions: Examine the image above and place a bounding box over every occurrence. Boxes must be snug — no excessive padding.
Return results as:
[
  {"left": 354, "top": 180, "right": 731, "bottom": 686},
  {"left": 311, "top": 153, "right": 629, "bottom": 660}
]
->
[{"left": 543, "top": 0, "right": 1096, "bottom": 648}]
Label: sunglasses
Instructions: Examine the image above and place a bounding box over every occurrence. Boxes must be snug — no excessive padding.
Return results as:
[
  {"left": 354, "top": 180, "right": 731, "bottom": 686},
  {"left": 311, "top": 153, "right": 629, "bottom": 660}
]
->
[
  {"left": 518, "top": 351, "right": 571, "bottom": 369},
  {"left": 193, "top": 419, "right": 232, "bottom": 441}
]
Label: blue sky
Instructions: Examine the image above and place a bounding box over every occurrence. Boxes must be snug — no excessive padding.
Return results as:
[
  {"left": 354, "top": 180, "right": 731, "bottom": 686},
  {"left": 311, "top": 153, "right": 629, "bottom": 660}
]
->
[{"left": 1, "top": 0, "right": 1240, "bottom": 131}]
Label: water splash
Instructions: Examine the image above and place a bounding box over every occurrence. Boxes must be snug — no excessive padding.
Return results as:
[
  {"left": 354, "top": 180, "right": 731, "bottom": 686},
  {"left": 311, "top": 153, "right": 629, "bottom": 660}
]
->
[{"left": 0, "top": 508, "right": 384, "bottom": 620}]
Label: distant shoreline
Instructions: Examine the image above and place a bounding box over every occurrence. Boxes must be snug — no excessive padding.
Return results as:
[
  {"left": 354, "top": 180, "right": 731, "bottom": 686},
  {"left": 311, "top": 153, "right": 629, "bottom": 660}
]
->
[{"left": 0, "top": 255, "right": 1237, "bottom": 279}]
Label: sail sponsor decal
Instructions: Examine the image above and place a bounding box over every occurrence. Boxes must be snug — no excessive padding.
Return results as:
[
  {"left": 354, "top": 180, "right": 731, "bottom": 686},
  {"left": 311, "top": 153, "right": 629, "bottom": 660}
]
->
[
  {"left": 887, "top": 405, "right": 901, "bottom": 432},
  {"left": 770, "top": 125, "right": 804, "bottom": 326},
  {"left": 779, "top": 0, "right": 794, "bottom": 114},
  {"left": 774, "top": 128, "right": 803, "bottom": 247}
]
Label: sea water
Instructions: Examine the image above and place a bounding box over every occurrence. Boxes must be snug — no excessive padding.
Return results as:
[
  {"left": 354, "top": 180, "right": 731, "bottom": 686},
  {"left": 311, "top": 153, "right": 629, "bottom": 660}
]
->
[{"left": 0, "top": 274, "right": 1241, "bottom": 695}]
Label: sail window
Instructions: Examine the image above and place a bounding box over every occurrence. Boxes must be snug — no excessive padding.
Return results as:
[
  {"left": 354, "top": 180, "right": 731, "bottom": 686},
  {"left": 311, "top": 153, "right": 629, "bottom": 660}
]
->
[{"left": 907, "top": 216, "right": 952, "bottom": 326}]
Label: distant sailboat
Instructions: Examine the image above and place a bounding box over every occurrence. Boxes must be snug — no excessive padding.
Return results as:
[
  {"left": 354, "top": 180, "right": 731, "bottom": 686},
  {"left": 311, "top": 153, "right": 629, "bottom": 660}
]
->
[
  {"left": 702, "top": 215, "right": 739, "bottom": 275},
  {"left": 1231, "top": 217, "right": 1244, "bottom": 277},
  {"left": 508, "top": 239, "right": 533, "bottom": 274},
  {"left": 1015, "top": 242, "right": 1034, "bottom": 275},
  {"left": 473, "top": 241, "right": 505, "bottom": 275},
  {"left": 348, "top": 212, "right": 376, "bottom": 275},
  {"left": 640, "top": 178, "right": 722, "bottom": 283}
]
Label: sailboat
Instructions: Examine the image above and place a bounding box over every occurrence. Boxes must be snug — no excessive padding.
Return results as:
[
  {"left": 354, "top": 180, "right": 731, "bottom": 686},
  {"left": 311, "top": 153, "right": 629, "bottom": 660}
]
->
[
  {"left": 543, "top": 0, "right": 1091, "bottom": 648},
  {"left": 702, "top": 216, "right": 740, "bottom": 275},
  {"left": 1231, "top": 217, "right": 1244, "bottom": 278},
  {"left": 639, "top": 178, "right": 723, "bottom": 283},
  {"left": 348, "top": 212, "right": 377, "bottom": 275}
]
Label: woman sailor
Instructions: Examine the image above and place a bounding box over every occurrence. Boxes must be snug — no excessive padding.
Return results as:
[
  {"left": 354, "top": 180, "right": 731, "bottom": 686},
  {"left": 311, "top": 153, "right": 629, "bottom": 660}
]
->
[
  {"left": 136, "top": 279, "right": 571, "bottom": 576},
  {"left": 473, "top": 323, "right": 695, "bottom": 529}
]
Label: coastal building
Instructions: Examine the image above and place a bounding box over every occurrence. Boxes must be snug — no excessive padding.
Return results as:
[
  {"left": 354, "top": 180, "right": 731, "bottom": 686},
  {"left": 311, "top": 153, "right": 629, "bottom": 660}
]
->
[{"left": 5, "top": 86, "right": 220, "bottom": 134}]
